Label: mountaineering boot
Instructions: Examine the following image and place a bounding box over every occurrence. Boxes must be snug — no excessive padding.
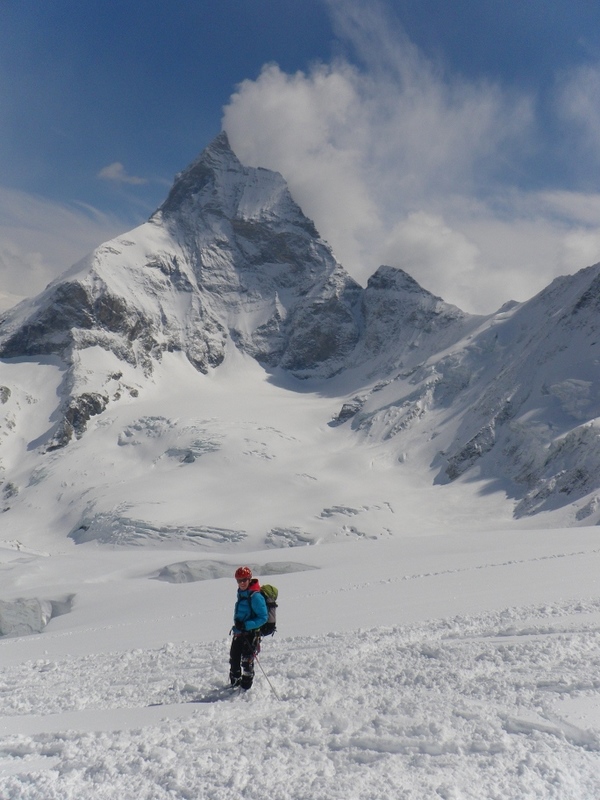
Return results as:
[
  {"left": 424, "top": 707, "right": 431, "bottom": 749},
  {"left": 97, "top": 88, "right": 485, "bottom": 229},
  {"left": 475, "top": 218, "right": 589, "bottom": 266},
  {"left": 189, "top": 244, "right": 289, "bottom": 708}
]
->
[{"left": 240, "top": 657, "right": 254, "bottom": 690}]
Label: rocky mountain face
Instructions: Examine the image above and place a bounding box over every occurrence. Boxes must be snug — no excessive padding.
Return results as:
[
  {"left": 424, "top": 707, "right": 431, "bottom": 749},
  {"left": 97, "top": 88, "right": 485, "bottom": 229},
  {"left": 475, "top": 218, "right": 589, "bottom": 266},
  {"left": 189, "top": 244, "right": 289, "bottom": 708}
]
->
[
  {"left": 1, "top": 132, "right": 600, "bottom": 523},
  {"left": 349, "top": 263, "right": 600, "bottom": 520},
  {"left": 0, "top": 133, "right": 371, "bottom": 446},
  {"left": 0, "top": 133, "right": 363, "bottom": 378}
]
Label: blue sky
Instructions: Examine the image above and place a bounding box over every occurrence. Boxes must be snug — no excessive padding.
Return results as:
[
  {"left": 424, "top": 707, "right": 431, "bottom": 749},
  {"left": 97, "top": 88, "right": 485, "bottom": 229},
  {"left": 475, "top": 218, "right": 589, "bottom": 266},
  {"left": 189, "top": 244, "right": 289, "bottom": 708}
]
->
[{"left": 3, "top": 0, "right": 600, "bottom": 312}]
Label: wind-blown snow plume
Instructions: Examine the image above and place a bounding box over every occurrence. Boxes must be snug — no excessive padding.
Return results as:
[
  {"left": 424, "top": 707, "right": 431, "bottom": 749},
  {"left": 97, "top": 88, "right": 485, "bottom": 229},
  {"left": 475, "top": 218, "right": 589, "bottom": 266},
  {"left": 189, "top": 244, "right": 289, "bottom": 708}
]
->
[
  {"left": 0, "top": 188, "right": 128, "bottom": 307},
  {"left": 223, "top": 0, "right": 600, "bottom": 313}
]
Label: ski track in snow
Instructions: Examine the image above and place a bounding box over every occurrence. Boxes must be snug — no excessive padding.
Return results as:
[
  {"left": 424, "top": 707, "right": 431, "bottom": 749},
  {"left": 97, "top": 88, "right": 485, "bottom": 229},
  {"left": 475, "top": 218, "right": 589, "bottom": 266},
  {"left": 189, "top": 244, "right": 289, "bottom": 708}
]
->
[
  {"left": 1, "top": 601, "right": 600, "bottom": 798},
  {"left": 295, "top": 547, "right": 600, "bottom": 601}
]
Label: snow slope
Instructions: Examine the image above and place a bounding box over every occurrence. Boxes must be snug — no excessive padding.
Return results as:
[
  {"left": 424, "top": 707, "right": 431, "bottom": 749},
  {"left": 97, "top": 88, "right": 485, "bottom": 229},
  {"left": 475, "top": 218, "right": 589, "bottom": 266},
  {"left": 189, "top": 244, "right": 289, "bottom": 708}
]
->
[
  {"left": 2, "top": 532, "right": 600, "bottom": 799},
  {"left": 1, "top": 350, "right": 600, "bottom": 798}
]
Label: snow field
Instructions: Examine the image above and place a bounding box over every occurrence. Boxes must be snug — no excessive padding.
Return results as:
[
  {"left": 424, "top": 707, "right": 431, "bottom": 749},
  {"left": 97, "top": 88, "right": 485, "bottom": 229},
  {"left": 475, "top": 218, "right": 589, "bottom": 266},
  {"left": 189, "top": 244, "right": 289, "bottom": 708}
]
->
[
  {"left": 1, "top": 317, "right": 600, "bottom": 797},
  {"left": 1, "top": 599, "right": 600, "bottom": 799}
]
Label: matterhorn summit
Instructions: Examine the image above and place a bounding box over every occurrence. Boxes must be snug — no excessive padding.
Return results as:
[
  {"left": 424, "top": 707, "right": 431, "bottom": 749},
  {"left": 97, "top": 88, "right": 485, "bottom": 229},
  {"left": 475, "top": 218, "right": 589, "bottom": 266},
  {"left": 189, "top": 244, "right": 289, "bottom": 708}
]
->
[
  {"left": 0, "top": 133, "right": 368, "bottom": 451},
  {"left": 0, "top": 133, "right": 362, "bottom": 379}
]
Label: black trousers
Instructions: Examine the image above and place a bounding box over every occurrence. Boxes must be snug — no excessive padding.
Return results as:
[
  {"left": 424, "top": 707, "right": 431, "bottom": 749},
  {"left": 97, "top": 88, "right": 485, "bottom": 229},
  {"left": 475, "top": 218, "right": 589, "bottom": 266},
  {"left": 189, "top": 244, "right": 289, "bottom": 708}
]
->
[{"left": 229, "top": 631, "right": 261, "bottom": 689}]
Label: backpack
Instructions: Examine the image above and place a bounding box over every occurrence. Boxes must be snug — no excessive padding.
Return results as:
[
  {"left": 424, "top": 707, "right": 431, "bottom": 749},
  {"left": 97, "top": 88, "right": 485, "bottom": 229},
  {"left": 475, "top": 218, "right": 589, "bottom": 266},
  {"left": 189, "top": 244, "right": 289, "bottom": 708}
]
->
[{"left": 259, "top": 584, "right": 278, "bottom": 636}]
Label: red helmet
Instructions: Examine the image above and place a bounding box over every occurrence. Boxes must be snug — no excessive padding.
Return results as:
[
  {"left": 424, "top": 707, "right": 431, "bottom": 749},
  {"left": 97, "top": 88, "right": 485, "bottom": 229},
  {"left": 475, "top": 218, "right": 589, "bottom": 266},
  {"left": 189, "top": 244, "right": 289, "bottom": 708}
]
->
[{"left": 234, "top": 566, "right": 252, "bottom": 581}]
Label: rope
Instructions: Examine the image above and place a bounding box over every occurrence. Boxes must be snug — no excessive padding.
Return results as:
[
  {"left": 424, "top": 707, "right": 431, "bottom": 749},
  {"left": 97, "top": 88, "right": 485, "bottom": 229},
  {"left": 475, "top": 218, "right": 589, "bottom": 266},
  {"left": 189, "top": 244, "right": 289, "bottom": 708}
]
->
[{"left": 255, "top": 654, "right": 280, "bottom": 701}]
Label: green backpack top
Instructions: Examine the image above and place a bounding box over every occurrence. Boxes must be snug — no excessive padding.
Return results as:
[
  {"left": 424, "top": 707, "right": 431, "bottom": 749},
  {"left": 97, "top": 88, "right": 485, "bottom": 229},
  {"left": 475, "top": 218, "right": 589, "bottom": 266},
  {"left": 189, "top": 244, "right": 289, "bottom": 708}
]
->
[{"left": 259, "top": 584, "right": 278, "bottom": 636}]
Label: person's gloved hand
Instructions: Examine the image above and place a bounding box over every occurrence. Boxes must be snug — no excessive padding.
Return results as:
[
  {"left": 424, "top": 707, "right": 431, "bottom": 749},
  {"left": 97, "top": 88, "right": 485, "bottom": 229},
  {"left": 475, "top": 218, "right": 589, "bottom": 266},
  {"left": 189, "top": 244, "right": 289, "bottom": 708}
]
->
[{"left": 234, "top": 619, "right": 245, "bottom": 631}]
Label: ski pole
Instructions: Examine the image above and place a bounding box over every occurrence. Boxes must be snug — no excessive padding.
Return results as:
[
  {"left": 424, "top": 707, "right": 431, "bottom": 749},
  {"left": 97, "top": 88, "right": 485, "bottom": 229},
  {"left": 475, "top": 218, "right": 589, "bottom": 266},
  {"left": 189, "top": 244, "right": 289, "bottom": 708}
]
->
[{"left": 255, "top": 655, "right": 280, "bottom": 701}]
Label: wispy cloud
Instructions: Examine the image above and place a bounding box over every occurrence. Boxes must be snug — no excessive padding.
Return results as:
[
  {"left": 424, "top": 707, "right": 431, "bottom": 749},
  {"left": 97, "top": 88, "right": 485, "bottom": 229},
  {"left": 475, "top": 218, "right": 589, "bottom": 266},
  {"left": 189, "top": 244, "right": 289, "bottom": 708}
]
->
[
  {"left": 0, "top": 187, "right": 131, "bottom": 305},
  {"left": 556, "top": 64, "right": 600, "bottom": 157},
  {"left": 98, "top": 162, "right": 148, "bottom": 185},
  {"left": 223, "top": 0, "right": 600, "bottom": 313}
]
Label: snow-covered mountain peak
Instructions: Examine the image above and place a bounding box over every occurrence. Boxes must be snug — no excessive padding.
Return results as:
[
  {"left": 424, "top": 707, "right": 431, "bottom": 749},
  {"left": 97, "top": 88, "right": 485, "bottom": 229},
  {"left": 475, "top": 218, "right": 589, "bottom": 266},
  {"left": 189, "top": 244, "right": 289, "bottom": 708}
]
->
[
  {"left": 0, "top": 134, "right": 361, "bottom": 377},
  {"left": 367, "top": 264, "right": 441, "bottom": 296},
  {"left": 155, "top": 130, "right": 245, "bottom": 219},
  {"left": 0, "top": 134, "right": 369, "bottom": 454},
  {"left": 155, "top": 131, "right": 315, "bottom": 233},
  {"left": 354, "top": 263, "right": 476, "bottom": 373}
]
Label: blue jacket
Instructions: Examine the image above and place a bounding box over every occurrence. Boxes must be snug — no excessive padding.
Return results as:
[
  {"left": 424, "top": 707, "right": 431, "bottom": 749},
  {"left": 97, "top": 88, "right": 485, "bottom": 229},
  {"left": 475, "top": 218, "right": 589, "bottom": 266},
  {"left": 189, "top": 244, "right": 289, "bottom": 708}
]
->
[{"left": 233, "top": 582, "right": 268, "bottom": 633}]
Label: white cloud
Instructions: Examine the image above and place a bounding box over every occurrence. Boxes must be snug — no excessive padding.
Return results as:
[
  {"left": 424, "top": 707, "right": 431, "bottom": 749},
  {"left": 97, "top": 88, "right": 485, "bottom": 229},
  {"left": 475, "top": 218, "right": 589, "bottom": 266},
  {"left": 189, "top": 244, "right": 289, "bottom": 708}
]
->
[
  {"left": 537, "top": 190, "right": 600, "bottom": 225},
  {"left": 378, "top": 211, "right": 481, "bottom": 308},
  {"left": 223, "top": 61, "right": 383, "bottom": 272},
  {"left": 98, "top": 162, "right": 147, "bottom": 185},
  {"left": 556, "top": 64, "right": 600, "bottom": 156},
  {"left": 0, "top": 187, "right": 130, "bottom": 304},
  {"left": 562, "top": 227, "right": 600, "bottom": 270},
  {"left": 223, "top": 0, "right": 600, "bottom": 313}
]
